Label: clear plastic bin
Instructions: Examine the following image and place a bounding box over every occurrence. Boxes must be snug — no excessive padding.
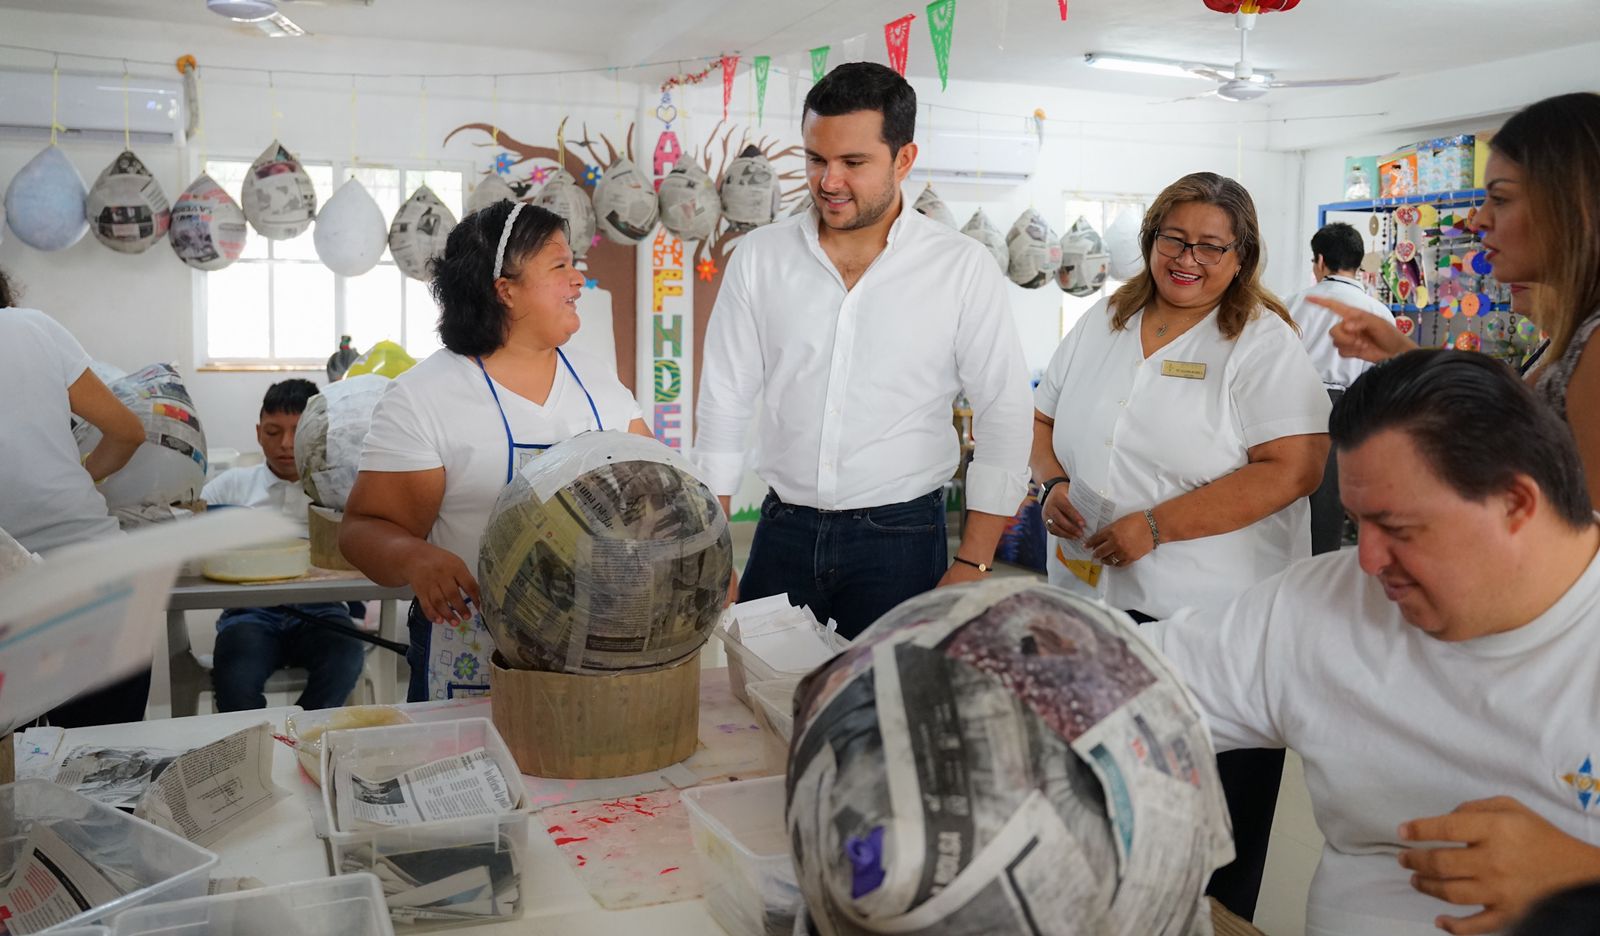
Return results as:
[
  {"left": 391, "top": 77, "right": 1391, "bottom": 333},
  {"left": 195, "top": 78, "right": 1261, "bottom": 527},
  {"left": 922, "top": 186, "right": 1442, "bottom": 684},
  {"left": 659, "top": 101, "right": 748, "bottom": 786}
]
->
[
  {"left": 319, "top": 718, "right": 528, "bottom": 930},
  {"left": 680, "top": 776, "right": 801, "bottom": 936},
  {"left": 715, "top": 619, "right": 848, "bottom": 708},
  {"left": 109, "top": 873, "right": 394, "bottom": 936},
  {"left": 49, "top": 928, "right": 109, "bottom": 935},
  {"left": 0, "top": 780, "right": 218, "bottom": 931},
  {"left": 745, "top": 679, "right": 800, "bottom": 775}
]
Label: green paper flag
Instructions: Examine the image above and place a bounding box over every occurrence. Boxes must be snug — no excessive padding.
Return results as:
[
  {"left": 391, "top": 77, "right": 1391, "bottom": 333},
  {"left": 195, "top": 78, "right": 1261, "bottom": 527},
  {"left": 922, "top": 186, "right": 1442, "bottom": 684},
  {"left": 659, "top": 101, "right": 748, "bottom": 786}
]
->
[
  {"left": 927, "top": 0, "right": 957, "bottom": 90},
  {"left": 810, "top": 45, "right": 830, "bottom": 82},
  {"left": 754, "top": 55, "right": 771, "bottom": 125}
]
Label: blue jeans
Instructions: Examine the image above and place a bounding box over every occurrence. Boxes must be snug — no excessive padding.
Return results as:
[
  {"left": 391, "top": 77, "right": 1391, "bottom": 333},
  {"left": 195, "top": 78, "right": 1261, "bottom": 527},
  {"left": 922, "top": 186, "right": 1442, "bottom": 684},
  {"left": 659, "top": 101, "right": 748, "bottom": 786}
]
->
[
  {"left": 212, "top": 604, "right": 366, "bottom": 712},
  {"left": 739, "top": 489, "right": 948, "bottom": 641}
]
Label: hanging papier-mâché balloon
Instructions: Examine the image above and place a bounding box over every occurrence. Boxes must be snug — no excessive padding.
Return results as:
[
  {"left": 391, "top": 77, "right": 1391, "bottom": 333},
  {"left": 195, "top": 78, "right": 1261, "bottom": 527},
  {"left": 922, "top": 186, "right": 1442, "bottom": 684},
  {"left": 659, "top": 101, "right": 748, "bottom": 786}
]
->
[
  {"left": 241, "top": 140, "right": 317, "bottom": 239},
  {"left": 913, "top": 183, "right": 956, "bottom": 228},
  {"left": 534, "top": 169, "right": 597, "bottom": 259},
  {"left": 4, "top": 144, "right": 90, "bottom": 251},
  {"left": 314, "top": 179, "right": 389, "bottom": 277},
  {"left": 718, "top": 145, "right": 780, "bottom": 232},
  {"left": 1104, "top": 208, "right": 1145, "bottom": 281},
  {"left": 466, "top": 174, "right": 517, "bottom": 218},
  {"left": 961, "top": 209, "right": 1009, "bottom": 274},
  {"left": 593, "top": 158, "right": 660, "bottom": 245},
  {"left": 1007, "top": 208, "right": 1063, "bottom": 289},
  {"left": 658, "top": 160, "right": 722, "bottom": 242},
  {"left": 389, "top": 185, "right": 456, "bottom": 281},
  {"left": 86, "top": 150, "right": 172, "bottom": 254},
  {"left": 169, "top": 173, "right": 248, "bottom": 271},
  {"left": 1058, "top": 216, "right": 1111, "bottom": 297}
]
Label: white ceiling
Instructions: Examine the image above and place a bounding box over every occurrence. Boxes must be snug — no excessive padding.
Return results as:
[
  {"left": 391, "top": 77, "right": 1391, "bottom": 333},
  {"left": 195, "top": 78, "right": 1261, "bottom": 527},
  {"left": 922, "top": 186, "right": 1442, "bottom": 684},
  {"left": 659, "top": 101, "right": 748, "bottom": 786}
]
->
[{"left": 4, "top": 0, "right": 1599, "bottom": 98}]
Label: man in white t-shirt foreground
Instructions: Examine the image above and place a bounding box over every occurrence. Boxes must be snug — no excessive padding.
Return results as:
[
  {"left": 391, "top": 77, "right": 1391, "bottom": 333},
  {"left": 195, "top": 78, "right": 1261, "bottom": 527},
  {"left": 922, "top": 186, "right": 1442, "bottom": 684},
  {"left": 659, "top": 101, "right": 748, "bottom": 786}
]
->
[
  {"left": 201, "top": 380, "right": 365, "bottom": 712},
  {"left": 1146, "top": 350, "right": 1600, "bottom": 936},
  {"left": 1286, "top": 221, "right": 1397, "bottom": 555}
]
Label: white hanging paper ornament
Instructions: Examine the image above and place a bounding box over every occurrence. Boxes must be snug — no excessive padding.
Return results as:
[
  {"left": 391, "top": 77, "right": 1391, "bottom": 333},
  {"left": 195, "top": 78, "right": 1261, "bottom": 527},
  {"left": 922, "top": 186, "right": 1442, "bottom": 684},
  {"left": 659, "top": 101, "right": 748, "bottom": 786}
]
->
[
  {"left": 961, "top": 209, "right": 1008, "bottom": 274},
  {"left": 388, "top": 184, "right": 456, "bottom": 281},
  {"left": 4, "top": 144, "right": 89, "bottom": 251},
  {"left": 1104, "top": 208, "right": 1145, "bottom": 281},
  {"left": 658, "top": 160, "right": 722, "bottom": 242},
  {"left": 314, "top": 178, "right": 389, "bottom": 277},
  {"left": 534, "top": 168, "right": 598, "bottom": 259},
  {"left": 466, "top": 174, "right": 518, "bottom": 217},
  {"left": 241, "top": 140, "right": 317, "bottom": 240},
  {"left": 912, "top": 183, "right": 956, "bottom": 228},
  {"left": 1058, "top": 216, "right": 1110, "bottom": 297},
  {"left": 169, "top": 173, "right": 247, "bottom": 271},
  {"left": 593, "top": 158, "right": 660, "bottom": 245},
  {"left": 718, "top": 145, "right": 780, "bottom": 232},
  {"left": 86, "top": 150, "right": 171, "bottom": 254},
  {"left": 1007, "top": 208, "right": 1063, "bottom": 289}
]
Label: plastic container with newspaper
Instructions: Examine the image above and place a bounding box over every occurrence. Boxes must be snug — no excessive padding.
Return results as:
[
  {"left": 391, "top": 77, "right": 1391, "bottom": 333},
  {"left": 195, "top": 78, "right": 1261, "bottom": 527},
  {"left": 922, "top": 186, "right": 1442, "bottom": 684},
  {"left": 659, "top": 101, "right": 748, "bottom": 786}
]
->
[
  {"left": 680, "top": 776, "right": 800, "bottom": 936},
  {"left": 109, "top": 873, "right": 394, "bottom": 936},
  {"left": 745, "top": 679, "right": 799, "bottom": 774},
  {"left": 714, "top": 596, "right": 849, "bottom": 707},
  {"left": 320, "top": 718, "right": 528, "bottom": 929},
  {"left": 0, "top": 780, "right": 218, "bottom": 932}
]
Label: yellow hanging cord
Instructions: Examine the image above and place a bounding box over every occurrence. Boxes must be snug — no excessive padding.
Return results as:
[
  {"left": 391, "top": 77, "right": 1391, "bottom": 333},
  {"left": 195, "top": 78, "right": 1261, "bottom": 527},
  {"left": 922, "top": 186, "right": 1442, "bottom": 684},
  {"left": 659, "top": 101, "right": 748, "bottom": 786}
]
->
[{"left": 49, "top": 55, "right": 61, "bottom": 145}]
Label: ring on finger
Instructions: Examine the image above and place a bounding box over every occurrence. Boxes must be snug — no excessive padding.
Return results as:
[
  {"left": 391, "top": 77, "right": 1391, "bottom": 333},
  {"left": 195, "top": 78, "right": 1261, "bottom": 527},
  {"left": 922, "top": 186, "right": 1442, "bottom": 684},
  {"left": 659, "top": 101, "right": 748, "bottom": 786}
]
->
[{"left": 1045, "top": 517, "right": 1054, "bottom": 526}]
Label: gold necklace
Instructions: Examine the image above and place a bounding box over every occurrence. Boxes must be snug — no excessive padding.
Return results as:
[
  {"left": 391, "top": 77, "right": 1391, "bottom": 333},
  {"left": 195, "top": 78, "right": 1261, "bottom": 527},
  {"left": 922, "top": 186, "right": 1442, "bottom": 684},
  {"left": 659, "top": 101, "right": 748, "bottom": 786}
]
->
[{"left": 1156, "top": 321, "right": 1170, "bottom": 338}]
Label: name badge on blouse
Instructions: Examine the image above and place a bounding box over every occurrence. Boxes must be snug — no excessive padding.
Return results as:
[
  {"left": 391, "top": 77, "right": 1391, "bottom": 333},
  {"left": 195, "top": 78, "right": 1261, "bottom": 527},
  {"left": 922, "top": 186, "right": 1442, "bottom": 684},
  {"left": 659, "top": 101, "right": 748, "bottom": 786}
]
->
[{"left": 1160, "top": 360, "right": 1207, "bottom": 380}]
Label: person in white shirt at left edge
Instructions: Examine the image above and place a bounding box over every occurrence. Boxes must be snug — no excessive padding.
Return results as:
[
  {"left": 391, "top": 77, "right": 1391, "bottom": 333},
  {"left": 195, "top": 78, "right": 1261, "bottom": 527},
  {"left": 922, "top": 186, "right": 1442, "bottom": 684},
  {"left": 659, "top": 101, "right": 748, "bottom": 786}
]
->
[
  {"left": 696, "top": 62, "right": 1032, "bottom": 639},
  {"left": 1146, "top": 351, "right": 1600, "bottom": 936},
  {"left": 1286, "top": 221, "right": 1396, "bottom": 555}
]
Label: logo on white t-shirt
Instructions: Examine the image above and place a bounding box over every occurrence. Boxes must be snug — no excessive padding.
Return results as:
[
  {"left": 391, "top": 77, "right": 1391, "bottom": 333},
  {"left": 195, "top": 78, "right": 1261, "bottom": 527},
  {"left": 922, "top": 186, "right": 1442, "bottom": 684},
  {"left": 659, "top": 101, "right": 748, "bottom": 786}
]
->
[{"left": 1560, "top": 755, "right": 1597, "bottom": 811}]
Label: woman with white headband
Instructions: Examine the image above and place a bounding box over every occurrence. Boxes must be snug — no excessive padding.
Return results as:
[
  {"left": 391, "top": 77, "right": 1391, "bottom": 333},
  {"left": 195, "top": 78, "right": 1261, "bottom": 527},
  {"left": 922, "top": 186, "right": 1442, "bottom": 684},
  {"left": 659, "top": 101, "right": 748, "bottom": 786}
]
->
[{"left": 341, "top": 201, "right": 649, "bottom": 701}]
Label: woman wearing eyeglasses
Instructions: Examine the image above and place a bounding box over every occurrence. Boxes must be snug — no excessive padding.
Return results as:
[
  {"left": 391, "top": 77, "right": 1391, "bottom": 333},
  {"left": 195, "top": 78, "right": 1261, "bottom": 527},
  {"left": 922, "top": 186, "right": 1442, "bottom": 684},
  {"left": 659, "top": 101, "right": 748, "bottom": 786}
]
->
[{"left": 1029, "top": 171, "right": 1330, "bottom": 921}]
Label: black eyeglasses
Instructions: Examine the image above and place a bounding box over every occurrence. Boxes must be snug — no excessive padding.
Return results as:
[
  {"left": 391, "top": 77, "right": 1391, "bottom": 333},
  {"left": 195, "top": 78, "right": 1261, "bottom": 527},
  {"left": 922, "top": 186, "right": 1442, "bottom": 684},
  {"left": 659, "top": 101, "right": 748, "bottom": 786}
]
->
[{"left": 1152, "top": 234, "right": 1236, "bottom": 266}]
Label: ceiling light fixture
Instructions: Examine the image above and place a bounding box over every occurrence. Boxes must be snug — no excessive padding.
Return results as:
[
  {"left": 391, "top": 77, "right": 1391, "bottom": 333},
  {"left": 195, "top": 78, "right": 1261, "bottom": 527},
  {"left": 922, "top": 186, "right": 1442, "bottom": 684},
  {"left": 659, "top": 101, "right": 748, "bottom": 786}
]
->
[
  {"left": 1083, "top": 52, "right": 1273, "bottom": 84},
  {"left": 206, "top": 0, "right": 278, "bottom": 22}
]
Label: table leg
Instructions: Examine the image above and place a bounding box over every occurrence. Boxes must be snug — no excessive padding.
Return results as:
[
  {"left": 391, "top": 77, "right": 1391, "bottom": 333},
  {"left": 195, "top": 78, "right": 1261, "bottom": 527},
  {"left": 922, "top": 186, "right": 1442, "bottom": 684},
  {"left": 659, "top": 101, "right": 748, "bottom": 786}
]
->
[
  {"left": 374, "top": 599, "right": 401, "bottom": 704},
  {"left": 165, "top": 609, "right": 205, "bottom": 718}
]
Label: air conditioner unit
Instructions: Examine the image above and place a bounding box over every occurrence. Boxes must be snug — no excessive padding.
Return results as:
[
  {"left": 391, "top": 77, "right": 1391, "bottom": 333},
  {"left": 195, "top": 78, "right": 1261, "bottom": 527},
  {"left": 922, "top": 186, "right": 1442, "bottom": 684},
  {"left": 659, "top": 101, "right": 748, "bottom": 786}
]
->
[
  {"left": 0, "top": 69, "right": 184, "bottom": 146},
  {"left": 912, "top": 126, "right": 1040, "bottom": 187}
]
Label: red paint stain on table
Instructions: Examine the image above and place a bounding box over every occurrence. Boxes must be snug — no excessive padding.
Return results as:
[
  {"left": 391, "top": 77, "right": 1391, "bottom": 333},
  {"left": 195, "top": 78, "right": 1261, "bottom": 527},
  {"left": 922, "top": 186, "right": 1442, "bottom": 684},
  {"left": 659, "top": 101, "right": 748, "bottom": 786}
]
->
[
  {"left": 553, "top": 836, "right": 589, "bottom": 846},
  {"left": 659, "top": 867, "right": 679, "bottom": 875}
]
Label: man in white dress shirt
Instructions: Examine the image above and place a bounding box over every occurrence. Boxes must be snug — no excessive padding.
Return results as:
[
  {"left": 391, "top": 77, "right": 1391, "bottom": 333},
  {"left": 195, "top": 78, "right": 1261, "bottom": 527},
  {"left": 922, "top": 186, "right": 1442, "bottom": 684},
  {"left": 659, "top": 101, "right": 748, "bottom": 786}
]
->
[
  {"left": 1145, "top": 351, "right": 1600, "bottom": 936},
  {"left": 1286, "top": 221, "right": 1396, "bottom": 554},
  {"left": 696, "top": 62, "right": 1032, "bottom": 639}
]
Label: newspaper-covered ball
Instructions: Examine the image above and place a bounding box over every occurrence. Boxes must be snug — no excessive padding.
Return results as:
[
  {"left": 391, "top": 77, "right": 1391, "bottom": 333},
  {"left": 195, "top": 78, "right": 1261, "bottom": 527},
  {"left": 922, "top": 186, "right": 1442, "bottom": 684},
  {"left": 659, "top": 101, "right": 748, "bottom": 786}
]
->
[
  {"left": 960, "top": 209, "right": 1008, "bottom": 274},
  {"left": 75, "top": 363, "right": 208, "bottom": 509},
  {"left": 1105, "top": 208, "right": 1145, "bottom": 281},
  {"left": 788, "top": 580, "right": 1233, "bottom": 936},
  {"left": 1057, "top": 216, "right": 1110, "bottom": 296},
  {"left": 478, "top": 431, "right": 733, "bottom": 675},
  {"left": 241, "top": 140, "right": 317, "bottom": 240},
  {"left": 4, "top": 144, "right": 89, "bottom": 251},
  {"left": 169, "top": 173, "right": 247, "bottom": 271},
  {"left": 594, "top": 158, "right": 660, "bottom": 245},
  {"left": 314, "top": 179, "right": 388, "bottom": 277},
  {"left": 1006, "top": 208, "right": 1063, "bottom": 289},
  {"left": 86, "top": 150, "right": 171, "bottom": 254},
  {"left": 466, "top": 174, "right": 518, "bottom": 217},
  {"left": 534, "top": 169, "right": 597, "bottom": 259},
  {"left": 389, "top": 185, "right": 456, "bottom": 281},
  {"left": 911, "top": 184, "right": 956, "bottom": 228},
  {"left": 294, "top": 373, "right": 390, "bottom": 510},
  {"left": 658, "top": 160, "right": 722, "bottom": 242},
  {"left": 719, "top": 146, "right": 781, "bottom": 232}
]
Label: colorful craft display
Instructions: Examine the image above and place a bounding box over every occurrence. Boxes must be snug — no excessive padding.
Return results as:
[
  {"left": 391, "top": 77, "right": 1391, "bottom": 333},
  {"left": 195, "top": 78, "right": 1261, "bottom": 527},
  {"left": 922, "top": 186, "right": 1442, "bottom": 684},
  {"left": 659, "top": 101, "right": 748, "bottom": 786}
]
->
[
  {"left": 926, "top": 0, "right": 957, "bottom": 90},
  {"left": 885, "top": 14, "right": 916, "bottom": 76}
]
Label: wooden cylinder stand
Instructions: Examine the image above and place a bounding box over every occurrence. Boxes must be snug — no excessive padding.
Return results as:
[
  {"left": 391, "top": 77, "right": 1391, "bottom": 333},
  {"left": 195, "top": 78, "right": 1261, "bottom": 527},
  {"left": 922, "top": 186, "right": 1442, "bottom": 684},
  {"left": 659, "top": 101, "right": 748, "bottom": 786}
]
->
[
  {"left": 308, "top": 505, "right": 356, "bottom": 571},
  {"left": 489, "top": 651, "right": 701, "bottom": 779}
]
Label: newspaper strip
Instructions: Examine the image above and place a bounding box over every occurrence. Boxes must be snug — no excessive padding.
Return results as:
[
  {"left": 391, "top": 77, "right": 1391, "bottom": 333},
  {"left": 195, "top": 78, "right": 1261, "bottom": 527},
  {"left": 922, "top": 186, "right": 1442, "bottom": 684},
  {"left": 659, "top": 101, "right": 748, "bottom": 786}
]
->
[
  {"left": 1056, "top": 483, "right": 1118, "bottom": 563},
  {"left": 0, "top": 822, "right": 125, "bottom": 934},
  {"left": 53, "top": 746, "right": 180, "bottom": 809},
  {"left": 338, "top": 747, "right": 515, "bottom": 828},
  {"left": 135, "top": 723, "right": 282, "bottom": 847}
]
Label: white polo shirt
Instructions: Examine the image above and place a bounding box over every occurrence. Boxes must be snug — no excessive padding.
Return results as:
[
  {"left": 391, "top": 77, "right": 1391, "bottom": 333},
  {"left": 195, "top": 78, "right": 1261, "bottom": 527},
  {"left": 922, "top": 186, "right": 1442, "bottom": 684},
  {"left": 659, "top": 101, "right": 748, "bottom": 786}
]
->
[
  {"left": 695, "top": 205, "right": 1033, "bottom": 515},
  {"left": 1286, "top": 275, "right": 1396, "bottom": 390},
  {"left": 201, "top": 462, "right": 311, "bottom": 535},
  {"left": 1033, "top": 298, "right": 1330, "bottom": 616}
]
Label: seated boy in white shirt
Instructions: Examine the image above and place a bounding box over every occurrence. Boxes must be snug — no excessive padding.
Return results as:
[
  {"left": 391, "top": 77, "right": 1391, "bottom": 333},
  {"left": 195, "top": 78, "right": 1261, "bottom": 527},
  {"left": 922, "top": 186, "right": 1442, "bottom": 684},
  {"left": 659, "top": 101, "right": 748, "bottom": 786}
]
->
[
  {"left": 1144, "top": 351, "right": 1600, "bottom": 936},
  {"left": 201, "top": 379, "right": 364, "bottom": 711}
]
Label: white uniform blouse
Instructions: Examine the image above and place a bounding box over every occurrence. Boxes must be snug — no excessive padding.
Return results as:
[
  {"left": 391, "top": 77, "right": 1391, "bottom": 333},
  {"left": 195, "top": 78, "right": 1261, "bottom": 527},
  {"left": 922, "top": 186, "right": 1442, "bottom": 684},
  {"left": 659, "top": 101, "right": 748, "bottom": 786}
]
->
[{"left": 1034, "top": 298, "right": 1331, "bottom": 617}]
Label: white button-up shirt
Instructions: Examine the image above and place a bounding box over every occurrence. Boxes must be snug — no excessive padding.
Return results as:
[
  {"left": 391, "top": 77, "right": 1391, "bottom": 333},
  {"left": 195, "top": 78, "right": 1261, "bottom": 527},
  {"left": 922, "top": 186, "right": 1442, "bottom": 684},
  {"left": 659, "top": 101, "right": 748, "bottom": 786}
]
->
[
  {"left": 1035, "top": 298, "right": 1330, "bottom": 617},
  {"left": 1286, "top": 275, "right": 1396, "bottom": 390},
  {"left": 695, "top": 205, "right": 1032, "bottom": 515}
]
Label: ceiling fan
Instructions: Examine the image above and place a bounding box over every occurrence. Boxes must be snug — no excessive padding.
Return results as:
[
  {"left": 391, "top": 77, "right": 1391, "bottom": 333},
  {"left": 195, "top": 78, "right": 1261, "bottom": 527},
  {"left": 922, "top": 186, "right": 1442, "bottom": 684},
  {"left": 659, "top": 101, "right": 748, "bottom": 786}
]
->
[
  {"left": 206, "top": 0, "right": 374, "bottom": 38},
  {"left": 1098, "top": 11, "right": 1396, "bottom": 103}
]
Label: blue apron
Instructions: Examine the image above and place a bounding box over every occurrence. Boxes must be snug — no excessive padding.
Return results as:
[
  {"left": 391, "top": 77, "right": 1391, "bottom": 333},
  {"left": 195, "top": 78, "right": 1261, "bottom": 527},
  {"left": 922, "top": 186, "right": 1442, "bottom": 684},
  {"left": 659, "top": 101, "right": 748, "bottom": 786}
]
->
[{"left": 423, "top": 349, "right": 605, "bottom": 700}]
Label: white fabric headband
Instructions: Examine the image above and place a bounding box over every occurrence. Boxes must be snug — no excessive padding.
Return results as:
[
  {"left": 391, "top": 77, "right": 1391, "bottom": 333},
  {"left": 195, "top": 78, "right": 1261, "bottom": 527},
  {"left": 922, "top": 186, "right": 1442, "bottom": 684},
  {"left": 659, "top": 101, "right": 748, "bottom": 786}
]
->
[{"left": 493, "top": 201, "right": 525, "bottom": 281}]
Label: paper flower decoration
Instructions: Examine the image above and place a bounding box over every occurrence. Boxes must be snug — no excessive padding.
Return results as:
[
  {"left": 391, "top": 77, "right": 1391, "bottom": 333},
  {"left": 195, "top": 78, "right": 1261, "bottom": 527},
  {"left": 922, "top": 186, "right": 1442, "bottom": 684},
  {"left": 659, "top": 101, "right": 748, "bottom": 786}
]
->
[
  {"left": 529, "top": 165, "right": 554, "bottom": 186},
  {"left": 495, "top": 152, "right": 517, "bottom": 175},
  {"left": 583, "top": 164, "right": 603, "bottom": 186},
  {"left": 696, "top": 258, "right": 718, "bottom": 282}
]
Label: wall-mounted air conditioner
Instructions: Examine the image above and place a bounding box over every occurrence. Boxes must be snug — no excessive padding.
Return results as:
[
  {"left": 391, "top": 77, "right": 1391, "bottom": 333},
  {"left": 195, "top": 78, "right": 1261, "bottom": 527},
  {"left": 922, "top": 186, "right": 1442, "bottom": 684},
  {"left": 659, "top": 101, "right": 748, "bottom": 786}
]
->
[
  {"left": 0, "top": 69, "right": 184, "bottom": 145},
  {"left": 913, "top": 126, "right": 1040, "bottom": 187}
]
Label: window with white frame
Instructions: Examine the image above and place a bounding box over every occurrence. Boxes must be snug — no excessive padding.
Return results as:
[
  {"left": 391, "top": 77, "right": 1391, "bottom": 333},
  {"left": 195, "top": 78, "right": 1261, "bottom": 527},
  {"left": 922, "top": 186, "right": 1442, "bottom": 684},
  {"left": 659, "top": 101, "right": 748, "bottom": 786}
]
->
[
  {"left": 201, "top": 159, "right": 465, "bottom": 367},
  {"left": 1059, "top": 196, "right": 1148, "bottom": 338}
]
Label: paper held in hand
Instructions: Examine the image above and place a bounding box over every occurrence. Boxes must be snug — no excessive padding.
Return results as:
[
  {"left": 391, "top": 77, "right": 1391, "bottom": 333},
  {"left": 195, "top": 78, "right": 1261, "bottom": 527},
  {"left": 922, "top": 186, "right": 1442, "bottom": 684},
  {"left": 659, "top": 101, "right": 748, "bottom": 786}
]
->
[{"left": 1057, "top": 483, "right": 1118, "bottom": 563}]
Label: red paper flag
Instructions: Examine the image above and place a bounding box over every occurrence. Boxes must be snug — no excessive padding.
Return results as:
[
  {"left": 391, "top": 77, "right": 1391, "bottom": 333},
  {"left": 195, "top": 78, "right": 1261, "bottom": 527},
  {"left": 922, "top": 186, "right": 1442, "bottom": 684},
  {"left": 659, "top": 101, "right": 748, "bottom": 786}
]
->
[
  {"left": 1058, "top": 0, "right": 1068, "bottom": 19},
  {"left": 721, "top": 55, "right": 738, "bottom": 119},
  {"left": 885, "top": 14, "right": 916, "bottom": 76}
]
